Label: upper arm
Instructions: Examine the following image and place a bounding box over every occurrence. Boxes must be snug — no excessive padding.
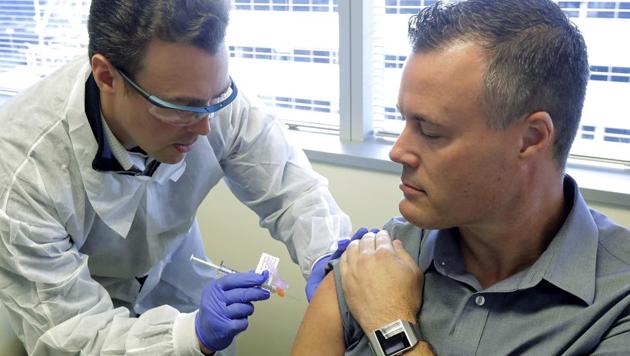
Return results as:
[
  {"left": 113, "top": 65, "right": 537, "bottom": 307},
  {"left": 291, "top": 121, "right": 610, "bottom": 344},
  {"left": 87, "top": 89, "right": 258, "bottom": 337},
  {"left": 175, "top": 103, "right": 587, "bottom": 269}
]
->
[{"left": 291, "top": 272, "right": 345, "bottom": 356}]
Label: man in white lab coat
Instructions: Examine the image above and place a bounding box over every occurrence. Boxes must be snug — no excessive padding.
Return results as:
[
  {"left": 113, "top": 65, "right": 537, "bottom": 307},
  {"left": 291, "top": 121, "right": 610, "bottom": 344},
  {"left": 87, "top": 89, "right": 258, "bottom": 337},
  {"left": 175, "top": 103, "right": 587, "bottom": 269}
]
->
[{"left": 0, "top": 0, "right": 350, "bottom": 355}]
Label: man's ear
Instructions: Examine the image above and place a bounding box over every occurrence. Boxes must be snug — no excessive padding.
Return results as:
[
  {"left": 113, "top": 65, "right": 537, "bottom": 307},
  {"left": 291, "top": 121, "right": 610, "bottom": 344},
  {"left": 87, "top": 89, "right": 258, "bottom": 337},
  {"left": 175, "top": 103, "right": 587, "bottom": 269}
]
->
[
  {"left": 91, "top": 54, "right": 118, "bottom": 94},
  {"left": 519, "top": 111, "right": 554, "bottom": 160}
]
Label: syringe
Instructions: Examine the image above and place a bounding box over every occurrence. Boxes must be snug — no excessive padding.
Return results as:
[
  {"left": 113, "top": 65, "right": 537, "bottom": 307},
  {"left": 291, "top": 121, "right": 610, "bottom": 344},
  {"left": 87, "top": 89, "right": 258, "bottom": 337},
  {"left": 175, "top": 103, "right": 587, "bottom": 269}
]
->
[{"left": 190, "top": 255, "right": 286, "bottom": 297}]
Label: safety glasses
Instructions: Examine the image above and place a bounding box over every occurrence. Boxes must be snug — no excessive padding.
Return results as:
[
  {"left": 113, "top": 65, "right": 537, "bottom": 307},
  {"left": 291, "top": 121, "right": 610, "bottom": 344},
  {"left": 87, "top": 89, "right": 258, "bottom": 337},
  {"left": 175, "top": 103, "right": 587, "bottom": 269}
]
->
[{"left": 117, "top": 69, "right": 238, "bottom": 127}]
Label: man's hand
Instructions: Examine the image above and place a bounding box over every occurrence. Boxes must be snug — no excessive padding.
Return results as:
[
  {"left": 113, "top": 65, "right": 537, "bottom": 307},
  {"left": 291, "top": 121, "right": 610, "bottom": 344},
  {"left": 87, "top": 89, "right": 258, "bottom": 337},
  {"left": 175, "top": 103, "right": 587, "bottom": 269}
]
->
[
  {"left": 195, "top": 271, "right": 270, "bottom": 353},
  {"left": 305, "top": 227, "right": 376, "bottom": 301},
  {"left": 339, "top": 230, "right": 423, "bottom": 333}
]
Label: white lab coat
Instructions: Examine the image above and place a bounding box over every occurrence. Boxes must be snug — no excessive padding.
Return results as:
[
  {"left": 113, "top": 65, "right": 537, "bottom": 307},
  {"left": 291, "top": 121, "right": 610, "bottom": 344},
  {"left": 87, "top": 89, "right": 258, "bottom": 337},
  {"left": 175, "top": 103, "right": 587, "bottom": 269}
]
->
[{"left": 0, "top": 58, "right": 351, "bottom": 355}]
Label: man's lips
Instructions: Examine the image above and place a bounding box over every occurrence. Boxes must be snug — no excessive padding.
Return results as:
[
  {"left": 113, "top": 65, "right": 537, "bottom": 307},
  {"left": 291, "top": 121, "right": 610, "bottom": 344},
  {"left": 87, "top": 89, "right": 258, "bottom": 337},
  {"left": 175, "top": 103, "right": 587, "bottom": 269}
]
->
[
  {"left": 400, "top": 180, "right": 426, "bottom": 194},
  {"left": 173, "top": 140, "right": 196, "bottom": 153},
  {"left": 174, "top": 137, "right": 197, "bottom": 146},
  {"left": 175, "top": 141, "right": 196, "bottom": 146}
]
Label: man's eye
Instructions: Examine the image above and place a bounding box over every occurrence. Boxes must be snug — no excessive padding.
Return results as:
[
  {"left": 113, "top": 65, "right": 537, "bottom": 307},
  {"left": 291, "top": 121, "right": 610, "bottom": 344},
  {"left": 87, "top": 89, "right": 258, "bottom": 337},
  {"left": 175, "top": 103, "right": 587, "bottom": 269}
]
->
[
  {"left": 421, "top": 131, "right": 440, "bottom": 139},
  {"left": 417, "top": 123, "right": 440, "bottom": 139}
]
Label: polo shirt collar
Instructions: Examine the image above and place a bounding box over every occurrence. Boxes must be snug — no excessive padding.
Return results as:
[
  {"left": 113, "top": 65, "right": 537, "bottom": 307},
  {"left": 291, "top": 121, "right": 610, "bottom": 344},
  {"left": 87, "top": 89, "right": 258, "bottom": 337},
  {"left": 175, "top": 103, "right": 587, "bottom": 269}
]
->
[
  {"left": 418, "top": 175, "right": 598, "bottom": 305},
  {"left": 538, "top": 175, "right": 598, "bottom": 305}
]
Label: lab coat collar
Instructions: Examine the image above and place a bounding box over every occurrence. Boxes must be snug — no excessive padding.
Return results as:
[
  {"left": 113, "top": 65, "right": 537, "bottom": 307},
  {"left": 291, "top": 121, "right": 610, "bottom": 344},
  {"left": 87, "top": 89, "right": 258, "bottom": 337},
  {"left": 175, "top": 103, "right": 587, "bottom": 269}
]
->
[
  {"left": 84, "top": 74, "right": 160, "bottom": 176},
  {"left": 66, "top": 60, "right": 187, "bottom": 239}
]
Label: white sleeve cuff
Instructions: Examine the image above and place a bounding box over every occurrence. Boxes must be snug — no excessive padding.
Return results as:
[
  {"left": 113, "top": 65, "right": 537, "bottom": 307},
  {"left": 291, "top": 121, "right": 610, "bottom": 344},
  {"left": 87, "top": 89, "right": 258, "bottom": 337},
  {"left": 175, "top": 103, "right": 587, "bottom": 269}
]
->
[
  {"left": 310, "top": 252, "right": 334, "bottom": 273},
  {"left": 173, "top": 310, "right": 205, "bottom": 356}
]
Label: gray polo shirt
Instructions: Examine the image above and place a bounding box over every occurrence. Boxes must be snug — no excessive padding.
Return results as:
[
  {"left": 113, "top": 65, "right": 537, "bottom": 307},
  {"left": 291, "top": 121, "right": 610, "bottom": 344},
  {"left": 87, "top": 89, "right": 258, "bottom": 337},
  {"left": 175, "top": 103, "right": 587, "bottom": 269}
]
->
[{"left": 332, "top": 176, "right": 630, "bottom": 355}]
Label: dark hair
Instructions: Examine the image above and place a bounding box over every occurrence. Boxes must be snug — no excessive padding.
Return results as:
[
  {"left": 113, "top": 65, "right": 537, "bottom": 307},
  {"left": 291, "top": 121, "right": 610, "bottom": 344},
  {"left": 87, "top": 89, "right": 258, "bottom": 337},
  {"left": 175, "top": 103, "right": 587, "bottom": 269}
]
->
[
  {"left": 408, "top": 0, "right": 589, "bottom": 168},
  {"left": 88, "top": 0, "right": 230, "bottom": 76}
]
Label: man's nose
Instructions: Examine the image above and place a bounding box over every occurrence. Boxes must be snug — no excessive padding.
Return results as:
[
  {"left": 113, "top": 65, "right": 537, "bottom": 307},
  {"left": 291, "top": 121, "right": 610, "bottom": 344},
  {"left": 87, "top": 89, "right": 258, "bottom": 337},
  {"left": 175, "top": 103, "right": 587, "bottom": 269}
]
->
[
  {"left": 389, "top": 132, "right": 419, "bottom": 168},
  {"left": 187, "top": 116, "right": 211, "bottom": 136}
]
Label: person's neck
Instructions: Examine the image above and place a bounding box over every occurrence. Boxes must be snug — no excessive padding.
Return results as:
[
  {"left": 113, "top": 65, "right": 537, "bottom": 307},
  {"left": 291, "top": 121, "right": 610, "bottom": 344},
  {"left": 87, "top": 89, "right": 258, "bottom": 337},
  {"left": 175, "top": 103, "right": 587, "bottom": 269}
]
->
[
  {"left": 100, "top": 93, "right": 134, "bottom": 149},
  {"left": 459, "top": 169, "right": 569, "bottom": 289}
]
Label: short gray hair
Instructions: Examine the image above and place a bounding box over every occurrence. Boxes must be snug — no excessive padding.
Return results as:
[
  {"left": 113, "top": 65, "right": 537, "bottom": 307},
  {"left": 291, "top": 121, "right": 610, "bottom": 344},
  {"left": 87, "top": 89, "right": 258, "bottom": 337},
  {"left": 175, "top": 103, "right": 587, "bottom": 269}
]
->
[{"left": 408, "top": 0, "right": 589, "bottom": 168}]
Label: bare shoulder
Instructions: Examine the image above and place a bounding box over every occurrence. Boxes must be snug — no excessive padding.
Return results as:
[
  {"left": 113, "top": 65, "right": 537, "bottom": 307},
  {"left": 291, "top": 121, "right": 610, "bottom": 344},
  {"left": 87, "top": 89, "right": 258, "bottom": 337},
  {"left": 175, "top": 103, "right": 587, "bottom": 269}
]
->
[{"left": 291, "top": 272, "right": 345, "bottom": 356}]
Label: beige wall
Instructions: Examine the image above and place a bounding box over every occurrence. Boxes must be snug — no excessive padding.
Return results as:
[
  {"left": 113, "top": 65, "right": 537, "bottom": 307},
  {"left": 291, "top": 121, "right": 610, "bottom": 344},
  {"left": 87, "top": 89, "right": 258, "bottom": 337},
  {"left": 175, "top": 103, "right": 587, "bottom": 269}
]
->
[
  {"left": 2, "top": 162, "right": 627, "bottom": 355},
  {"left": 199, "top": 161, "right": 630, "bottom": 355},
  {"left": 0, "top": 306, "right": 26, "bottom": 356}
]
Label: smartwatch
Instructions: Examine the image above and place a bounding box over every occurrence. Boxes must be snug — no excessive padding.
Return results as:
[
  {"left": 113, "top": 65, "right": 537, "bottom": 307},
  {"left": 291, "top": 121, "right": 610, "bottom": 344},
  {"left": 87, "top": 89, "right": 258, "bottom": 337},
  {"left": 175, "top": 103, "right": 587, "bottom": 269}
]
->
[{"left": 367, "top": 319, "right": 422, "bottom": 356}]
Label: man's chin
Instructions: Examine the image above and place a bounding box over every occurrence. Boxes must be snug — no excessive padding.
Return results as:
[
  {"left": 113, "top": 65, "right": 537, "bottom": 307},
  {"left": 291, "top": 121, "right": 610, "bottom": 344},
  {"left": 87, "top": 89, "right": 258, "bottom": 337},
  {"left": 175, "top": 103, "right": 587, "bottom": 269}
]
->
[
  {"left": 153, "top": 152, "right": 186, "bottom": 165},
  {"left": 399, "top": 201, "right": 442, "bottom": 229}
]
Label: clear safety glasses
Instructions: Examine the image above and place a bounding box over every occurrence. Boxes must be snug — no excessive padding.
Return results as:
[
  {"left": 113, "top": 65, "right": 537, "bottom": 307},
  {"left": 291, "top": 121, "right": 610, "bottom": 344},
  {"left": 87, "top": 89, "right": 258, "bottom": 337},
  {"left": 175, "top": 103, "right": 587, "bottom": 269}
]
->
[{"left": 117, "top": 69, "right": 238, "bottom": 127}]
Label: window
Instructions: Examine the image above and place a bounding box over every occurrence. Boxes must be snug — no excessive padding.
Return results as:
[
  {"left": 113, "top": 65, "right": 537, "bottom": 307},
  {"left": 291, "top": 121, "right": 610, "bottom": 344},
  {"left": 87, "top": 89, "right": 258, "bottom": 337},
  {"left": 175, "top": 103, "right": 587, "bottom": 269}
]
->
[
  {"left": 371, "top": 0, "right": 630, "bottom": 163},
  {"left": 227, "top": 0, "right": 340, "bottom": 132},
  {"left": 0, "top": 0, "right": 628, "bottom": 165},
  {"left": 0, "top": 1, "right": 89, "bottom": 103}
]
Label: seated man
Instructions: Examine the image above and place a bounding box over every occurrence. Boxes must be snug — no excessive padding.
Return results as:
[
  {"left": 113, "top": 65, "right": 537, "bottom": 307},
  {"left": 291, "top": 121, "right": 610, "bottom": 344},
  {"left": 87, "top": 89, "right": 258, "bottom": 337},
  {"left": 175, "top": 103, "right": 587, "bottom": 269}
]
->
[{"left": 291, "top": 0, "right": 630, "bottom": 355}]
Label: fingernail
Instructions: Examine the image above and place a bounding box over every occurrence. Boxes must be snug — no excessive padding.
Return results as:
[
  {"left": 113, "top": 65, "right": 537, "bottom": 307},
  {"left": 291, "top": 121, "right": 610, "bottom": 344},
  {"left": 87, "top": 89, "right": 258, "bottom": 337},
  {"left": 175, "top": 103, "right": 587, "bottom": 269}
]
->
[
  {"left": 363, "top": 232, "right": 376, "bottom": 239},
  {"left": 376, "top": 230, "right": 390, "bottom": 238}
]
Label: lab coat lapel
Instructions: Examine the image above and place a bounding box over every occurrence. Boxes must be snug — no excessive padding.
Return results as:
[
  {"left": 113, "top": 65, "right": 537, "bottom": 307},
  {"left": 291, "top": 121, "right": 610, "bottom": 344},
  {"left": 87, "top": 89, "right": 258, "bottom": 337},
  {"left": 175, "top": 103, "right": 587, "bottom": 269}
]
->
[
  {"left": 65, "top": 60, "right": 223, "bottom": 240},
  {"left": 65, "top": 60, "right": 149, "bottom": 239}
]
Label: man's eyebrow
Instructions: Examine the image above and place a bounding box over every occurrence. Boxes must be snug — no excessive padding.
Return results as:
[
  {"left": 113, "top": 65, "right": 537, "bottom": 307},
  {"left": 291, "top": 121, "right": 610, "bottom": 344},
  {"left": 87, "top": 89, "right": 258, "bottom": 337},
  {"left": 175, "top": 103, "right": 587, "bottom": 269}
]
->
[
  {"left": 167, "top": 96, "right": 209, "bottom": 106},
  {"left": 413, "top": 114, "right": 443, "bottom": 127},
  {"left": 396, "top": 104, "right": 443, "bottom": 128},
  {"left": 166, "top": 81, "right": 231, "bottom": 106}
]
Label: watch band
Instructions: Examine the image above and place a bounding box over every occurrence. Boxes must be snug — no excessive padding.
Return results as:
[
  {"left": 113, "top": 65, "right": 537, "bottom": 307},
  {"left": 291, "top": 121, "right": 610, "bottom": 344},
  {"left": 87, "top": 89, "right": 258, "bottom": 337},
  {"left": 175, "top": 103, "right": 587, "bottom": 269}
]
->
[{"left": 367, "top": 319, "right": 423, "bottom": 356}]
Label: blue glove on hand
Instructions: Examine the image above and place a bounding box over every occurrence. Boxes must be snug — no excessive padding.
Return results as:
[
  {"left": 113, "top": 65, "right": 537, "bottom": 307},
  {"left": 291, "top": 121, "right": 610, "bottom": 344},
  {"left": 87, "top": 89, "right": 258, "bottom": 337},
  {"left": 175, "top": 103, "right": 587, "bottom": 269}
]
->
[
  {"left": 305, "top": 227, "right": 378, "bottom": 302},
  {"left": 195, "top": 271, "right": 270, "bottom": 352}
]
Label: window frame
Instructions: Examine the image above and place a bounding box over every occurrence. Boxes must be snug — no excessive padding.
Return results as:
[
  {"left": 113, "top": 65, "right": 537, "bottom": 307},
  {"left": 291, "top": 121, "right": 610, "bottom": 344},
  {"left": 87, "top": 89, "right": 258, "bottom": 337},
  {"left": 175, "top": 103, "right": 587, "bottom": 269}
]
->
[
  {"left": 295, "top": 0, "right": 630, "bottom": 208},
  {"left": 0, "top": 0, "right": 628, "bottom": 207}
]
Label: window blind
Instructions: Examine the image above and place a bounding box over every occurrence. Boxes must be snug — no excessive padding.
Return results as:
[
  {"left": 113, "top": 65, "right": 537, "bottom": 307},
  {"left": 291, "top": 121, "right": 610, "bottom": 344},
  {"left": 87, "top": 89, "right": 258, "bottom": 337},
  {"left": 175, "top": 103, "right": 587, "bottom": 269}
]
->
[{"left": 371, "top": 0, "right": 630, "bottom": 163}]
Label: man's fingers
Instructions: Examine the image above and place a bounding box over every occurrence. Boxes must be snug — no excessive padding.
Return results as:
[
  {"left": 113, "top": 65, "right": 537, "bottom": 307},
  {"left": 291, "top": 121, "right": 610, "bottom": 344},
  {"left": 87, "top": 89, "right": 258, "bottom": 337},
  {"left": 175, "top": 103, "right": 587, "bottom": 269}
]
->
[
  {"left": 374, "top": 230, "right": 394, "bottom": 251},
  {"left": 218, "top": 271, "right": 267, "bottom": 290},
  {"left": 393, "top": 240, "right": 418, "bottom": 269},
  {"left": 224, "top": 287, "right": 271, "bottom": 303},
  {"left": 350, "top": 227, "right": 369, "bottom": 241},
  {"left": 340, "top": 238, "right": 358, "bottom": 274},
  {"left": 359, "top": 232, "right": 376, "bottom": 254},
  {"left": 224, "top": 302, "right": 255, "bottom": 319}
]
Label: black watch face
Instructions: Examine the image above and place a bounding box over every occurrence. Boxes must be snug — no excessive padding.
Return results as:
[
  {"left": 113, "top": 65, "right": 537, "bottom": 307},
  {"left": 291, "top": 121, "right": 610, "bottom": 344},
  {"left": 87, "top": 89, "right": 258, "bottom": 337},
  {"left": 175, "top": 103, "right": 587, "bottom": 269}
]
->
[{"left": 376, "top": 330, "right": 410, "bottom": 355}]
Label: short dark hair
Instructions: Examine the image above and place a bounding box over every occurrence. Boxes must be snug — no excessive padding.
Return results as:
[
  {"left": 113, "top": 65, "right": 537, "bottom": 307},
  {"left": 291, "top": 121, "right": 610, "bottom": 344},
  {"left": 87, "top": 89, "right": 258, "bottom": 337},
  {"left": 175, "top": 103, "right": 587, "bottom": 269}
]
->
[
  {"left": 88, "top": 0, "right": 230, "bottom": 76},
  {"left": 408, "top": 0, "right": 589, "bottom": 168}
]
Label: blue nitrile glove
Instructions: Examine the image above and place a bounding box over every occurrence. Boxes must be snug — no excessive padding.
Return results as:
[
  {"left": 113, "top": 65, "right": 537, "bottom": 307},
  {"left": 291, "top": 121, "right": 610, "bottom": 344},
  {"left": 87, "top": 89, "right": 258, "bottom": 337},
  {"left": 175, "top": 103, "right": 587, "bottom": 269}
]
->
[
  {"left": 195, "top": 270, "right": 270, "bottom": 352},
  {"left": 305, "top": 227, "right": 377, "bottom": 302}
]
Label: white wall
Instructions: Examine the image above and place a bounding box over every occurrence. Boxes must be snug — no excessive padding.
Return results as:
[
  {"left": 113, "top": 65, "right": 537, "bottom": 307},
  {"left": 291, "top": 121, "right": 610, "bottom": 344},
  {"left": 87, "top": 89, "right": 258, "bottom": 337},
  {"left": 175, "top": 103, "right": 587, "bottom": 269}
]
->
[{"left": 199, "top": 161, "right": 630, "bottom": 355}]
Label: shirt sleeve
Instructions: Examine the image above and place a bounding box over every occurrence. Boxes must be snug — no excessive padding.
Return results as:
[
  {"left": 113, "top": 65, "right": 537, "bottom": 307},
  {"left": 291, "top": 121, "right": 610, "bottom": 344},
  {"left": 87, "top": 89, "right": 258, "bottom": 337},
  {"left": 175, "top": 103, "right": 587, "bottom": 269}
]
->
[
  {"left": 329, "top": 217, "right": 424, "bottom": 354},
  {"left": 1, "top": 212, "right": 205, "bottom": 355},
  {"left": 331, "top": 258, "right": 369, "bottom": 352},
  {"left": 588, "top": 310, "right": 630, "bottom": 355},
  {"left": 0, "top": 165, "right": 201, "bottom": 356},
  {"left": 209, "top": 93, "right": 352, "bottom": 278}
]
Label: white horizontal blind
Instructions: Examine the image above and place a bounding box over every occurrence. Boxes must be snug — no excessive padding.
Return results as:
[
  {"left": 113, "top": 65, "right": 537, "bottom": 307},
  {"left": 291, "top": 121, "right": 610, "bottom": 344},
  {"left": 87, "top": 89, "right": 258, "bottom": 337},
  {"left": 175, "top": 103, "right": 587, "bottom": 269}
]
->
[
  {"left": 0, "top": 1, "right": 342, "bottom": 134},
  {"left": 372, "top": 0, "right": 630, "bottom": 163},
  {"left": 2, "top": 0, "right": 627, "bottom": 163},
  {"left": 227, "top": 0, "right": 341, "bottom": 132},
  {"left": 0, "top": 1, "right": 89, "bottom": 102}
]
